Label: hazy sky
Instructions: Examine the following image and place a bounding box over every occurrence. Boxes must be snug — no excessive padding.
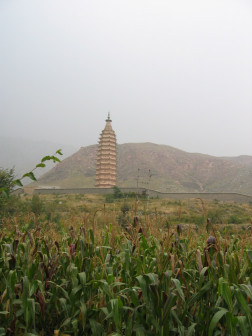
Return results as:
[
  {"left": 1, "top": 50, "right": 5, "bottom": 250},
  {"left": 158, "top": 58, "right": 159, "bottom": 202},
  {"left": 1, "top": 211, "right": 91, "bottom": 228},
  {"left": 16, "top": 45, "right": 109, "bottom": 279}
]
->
[{"left": 1, "top": 0, "right": 252, "bottom": 157}]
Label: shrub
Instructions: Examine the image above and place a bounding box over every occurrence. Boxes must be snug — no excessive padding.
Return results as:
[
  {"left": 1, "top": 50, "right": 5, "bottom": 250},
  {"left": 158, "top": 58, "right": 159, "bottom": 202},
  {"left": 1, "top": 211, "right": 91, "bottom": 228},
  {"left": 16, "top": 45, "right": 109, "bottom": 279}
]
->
[{"left": 113, "top": 186, "right": 123, "bottom": 199}]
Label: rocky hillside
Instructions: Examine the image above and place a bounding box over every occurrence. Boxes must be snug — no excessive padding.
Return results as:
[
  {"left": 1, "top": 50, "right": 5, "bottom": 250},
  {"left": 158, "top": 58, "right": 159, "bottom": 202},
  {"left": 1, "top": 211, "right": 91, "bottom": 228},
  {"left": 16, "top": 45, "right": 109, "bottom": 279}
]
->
[{"left": 35, "top": 143, "right": 252, "bottom": 195}]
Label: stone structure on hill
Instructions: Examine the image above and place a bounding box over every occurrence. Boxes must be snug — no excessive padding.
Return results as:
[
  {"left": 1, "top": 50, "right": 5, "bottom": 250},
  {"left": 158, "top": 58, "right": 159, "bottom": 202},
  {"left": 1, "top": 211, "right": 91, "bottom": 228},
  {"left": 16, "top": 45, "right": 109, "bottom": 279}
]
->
[{"left": 95, "top": 113, "right": 117, "bottom": 187}]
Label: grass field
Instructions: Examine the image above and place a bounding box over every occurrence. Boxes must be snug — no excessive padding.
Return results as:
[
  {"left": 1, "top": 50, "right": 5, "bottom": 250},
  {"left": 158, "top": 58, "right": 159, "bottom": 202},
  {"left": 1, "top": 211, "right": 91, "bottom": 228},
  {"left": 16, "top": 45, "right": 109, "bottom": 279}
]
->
[{"left": 0, "top": 193, "right": 251, "bottom": 335}]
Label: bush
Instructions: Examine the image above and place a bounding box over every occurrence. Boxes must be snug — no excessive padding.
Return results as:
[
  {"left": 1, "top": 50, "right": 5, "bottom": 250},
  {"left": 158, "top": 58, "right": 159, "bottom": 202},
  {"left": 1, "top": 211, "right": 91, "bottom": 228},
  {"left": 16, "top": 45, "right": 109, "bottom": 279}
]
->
[{"left": 113, "top": 186, "right": 123, "bottom": 199}]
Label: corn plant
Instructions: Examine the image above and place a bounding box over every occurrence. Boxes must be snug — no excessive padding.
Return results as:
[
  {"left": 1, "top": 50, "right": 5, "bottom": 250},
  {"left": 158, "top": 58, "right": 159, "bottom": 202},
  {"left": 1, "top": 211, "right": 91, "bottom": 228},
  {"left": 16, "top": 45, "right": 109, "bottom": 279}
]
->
[{"left": 0, "top": 218, "right": 251, "bottom": 335}]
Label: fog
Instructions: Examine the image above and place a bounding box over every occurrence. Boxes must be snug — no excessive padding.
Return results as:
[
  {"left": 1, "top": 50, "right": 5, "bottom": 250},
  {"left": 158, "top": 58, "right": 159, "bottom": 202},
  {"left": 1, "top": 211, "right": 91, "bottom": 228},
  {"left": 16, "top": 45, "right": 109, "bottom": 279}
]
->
[{"left": 1, "top": 0, "right": 252, "bottom": 157}]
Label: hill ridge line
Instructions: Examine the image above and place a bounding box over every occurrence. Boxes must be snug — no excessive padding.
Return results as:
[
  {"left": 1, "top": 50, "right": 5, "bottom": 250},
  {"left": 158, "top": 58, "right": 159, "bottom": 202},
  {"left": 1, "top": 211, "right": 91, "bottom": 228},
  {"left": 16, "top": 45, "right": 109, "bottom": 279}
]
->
[{"left": 33, "top": 143, "right": 252, "bottom": 195}]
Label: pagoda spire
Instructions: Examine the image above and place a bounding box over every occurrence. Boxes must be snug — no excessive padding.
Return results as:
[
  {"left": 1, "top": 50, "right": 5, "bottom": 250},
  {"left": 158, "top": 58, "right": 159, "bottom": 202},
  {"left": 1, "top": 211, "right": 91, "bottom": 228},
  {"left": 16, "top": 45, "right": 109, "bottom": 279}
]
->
[{"left": 106, "top": 112, "right": 111, "bottom": 122}]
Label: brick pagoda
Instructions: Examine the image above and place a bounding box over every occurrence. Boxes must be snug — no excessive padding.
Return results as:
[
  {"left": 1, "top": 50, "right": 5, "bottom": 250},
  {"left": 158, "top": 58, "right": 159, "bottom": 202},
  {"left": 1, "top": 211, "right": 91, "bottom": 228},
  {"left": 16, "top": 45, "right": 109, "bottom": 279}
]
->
[{"left": 95, "top": 113, "right": 117, "bottom": 188}]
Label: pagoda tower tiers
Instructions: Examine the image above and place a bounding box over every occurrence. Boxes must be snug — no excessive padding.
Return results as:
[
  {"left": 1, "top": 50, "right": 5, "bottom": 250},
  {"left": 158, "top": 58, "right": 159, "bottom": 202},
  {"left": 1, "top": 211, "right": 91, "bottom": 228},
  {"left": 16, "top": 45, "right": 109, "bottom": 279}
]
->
[{"left": 95, "top": 113, "right": 117, "bottom": 188}]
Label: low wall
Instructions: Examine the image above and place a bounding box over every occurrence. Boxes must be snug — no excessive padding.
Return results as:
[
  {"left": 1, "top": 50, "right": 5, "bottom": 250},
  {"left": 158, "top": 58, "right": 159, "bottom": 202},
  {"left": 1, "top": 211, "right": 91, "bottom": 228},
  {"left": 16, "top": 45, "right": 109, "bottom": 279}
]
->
[
  {"left": 147, "top": 191, "right": 252, "bottom": 203},
  {"left": 32, "top": 187, "right": 252, "bottom": 203},
  {"left": 34, "top": 188, "right": 117, "bottom": 195}
]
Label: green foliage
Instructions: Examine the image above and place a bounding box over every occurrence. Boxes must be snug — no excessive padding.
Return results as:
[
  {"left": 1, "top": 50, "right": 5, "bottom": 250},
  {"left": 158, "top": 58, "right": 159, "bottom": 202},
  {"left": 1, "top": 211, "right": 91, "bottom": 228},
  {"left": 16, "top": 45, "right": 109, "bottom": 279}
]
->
[
  {"left": 113, "top": 186, "right": 123, "bottom": 199},
  {"left": 12, "top": 149, "right": 63, "bottom": 188},
  {"left": 30, "top": 194, "right": 44, "bottom": 215},
  {"left": 0, "top": 168, "right": 15, "bottom": 211},
  {"left": 0, "top": 162, "right": 252, "bottom": 335},
  {"left": 105, "top": 189, "right": 146, "bottom": 204},
  {"left": 0, "top": 225, "right": 251, "bottom": 335},
  {"left": 105, "top": 193, "right": 114, "bottom": 203},
  {"left": 104, "top": 187, "right": 124, "bottom": 203},
  {"left": 227, "top": 214, "right": 249, "bottom": 224},
  {"left": 206, "top": 208, "right": 224, "bottom": 224},
  {"left": 0, "top": 168, "right": 15, "bottom": 196},
  {"left": 0, "top": 150, "right": 62, "bottom": 218},
  {"left": 118, "top": 202, "right": 131, "bottom": 228},
  {"left": 120, "top": 202, "right": 130, "bottom": 214}
]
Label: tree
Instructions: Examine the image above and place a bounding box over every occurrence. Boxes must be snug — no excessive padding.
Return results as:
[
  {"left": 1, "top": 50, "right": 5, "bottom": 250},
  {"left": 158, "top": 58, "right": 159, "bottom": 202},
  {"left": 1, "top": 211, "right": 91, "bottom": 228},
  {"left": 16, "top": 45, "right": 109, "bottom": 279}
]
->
[
  {"left": 0, "top": 168, "right": 15, "bottom": 196},
  {"left": 0, "top": 168, "right": 16, "bottom": 212}
]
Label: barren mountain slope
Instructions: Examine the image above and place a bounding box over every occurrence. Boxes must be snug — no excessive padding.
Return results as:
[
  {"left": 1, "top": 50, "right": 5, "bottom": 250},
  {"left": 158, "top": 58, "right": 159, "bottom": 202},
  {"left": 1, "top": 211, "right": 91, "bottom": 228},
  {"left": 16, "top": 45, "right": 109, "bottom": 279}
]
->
[{"left": 36, "top": 143, "right": 252, "bottom": 195}]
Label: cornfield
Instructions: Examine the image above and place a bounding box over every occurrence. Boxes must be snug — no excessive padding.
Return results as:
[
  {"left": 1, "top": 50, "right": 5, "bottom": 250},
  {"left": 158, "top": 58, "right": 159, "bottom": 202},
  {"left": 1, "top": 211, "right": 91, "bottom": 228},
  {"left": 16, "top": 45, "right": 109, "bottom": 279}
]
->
[{"left": 0, "top": 213, "right": 251, "bottom": 335}]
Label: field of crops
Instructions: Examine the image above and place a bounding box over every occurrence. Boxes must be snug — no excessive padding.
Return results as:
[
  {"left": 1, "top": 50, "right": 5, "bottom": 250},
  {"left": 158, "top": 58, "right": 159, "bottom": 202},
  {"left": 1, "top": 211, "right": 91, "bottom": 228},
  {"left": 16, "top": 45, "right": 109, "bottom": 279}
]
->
[{"left": 0, "top": 194, "right": 251, "bottom": 335}]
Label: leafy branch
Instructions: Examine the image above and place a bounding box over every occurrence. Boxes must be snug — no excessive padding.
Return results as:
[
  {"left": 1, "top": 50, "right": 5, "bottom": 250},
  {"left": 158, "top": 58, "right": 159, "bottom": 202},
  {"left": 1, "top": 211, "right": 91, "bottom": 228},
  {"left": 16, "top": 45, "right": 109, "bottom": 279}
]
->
[{"left": 12, "top": 149, "right": 63, "bottom": 188}]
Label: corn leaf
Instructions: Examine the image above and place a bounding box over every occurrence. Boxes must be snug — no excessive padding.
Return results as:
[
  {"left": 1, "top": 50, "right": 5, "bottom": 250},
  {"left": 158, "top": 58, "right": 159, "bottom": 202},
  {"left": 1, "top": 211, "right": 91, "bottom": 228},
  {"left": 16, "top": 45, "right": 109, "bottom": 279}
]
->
[{"left": 208, "top": 308, "right": 228, "bottom": 336}]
